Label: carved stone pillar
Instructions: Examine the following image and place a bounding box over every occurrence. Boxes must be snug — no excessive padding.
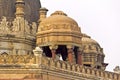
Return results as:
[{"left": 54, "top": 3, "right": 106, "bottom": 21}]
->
[
  {"left": 39, "top": 8, "right": 48, "bottom": 22},
  {"left": 67, "top": 45, "right": 74, "bottom": 63},
  {"left": 49, "top": 45, "right": 58, "bottom": 59},
  {"left": 15, "top": 0, "right": 25, "bottom": 17},
  {"left": 33, "top": 47, "right": 43, "bottom": 67},
  {"left": 77, "top": 48, "right": 82, "bottom": 65}
]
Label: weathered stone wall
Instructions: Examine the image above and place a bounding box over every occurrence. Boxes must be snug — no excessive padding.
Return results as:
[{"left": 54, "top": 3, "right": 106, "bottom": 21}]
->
[{"left": 0, "top": 17, "right": 37, "bottom": 55}]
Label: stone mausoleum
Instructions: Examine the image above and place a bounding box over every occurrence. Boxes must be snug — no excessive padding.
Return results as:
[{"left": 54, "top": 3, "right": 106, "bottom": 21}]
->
[{"left": 0, "top": 0, "right": 120, "bottom": 80}]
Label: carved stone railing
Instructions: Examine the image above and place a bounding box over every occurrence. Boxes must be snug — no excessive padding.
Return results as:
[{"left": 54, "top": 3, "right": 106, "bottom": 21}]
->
[
  {"left": 0, "top": 49, "right": 119, "bottom": 80},
  {"left": 0, "top": 54, "right": 36, "bottom": 66},
  {"left": 41, "top": 56, "right": 120, "bottom": 80}
]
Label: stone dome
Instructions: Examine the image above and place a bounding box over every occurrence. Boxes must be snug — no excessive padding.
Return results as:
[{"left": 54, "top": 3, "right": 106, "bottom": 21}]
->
[
  {"left": 82, "top": 34, "right": 98, "bottom": 44},
  {"left": 37, "top": 11, "right": 81, "bottom": 47},
  {"left": 39, "top": 11, "right": 80, "bottom": 32},
  {"left": 81, "top": 34, "right": 106, "bottom": 70},
  {"left": 0, "top": 0, "right": 41, "bottom": 22},
  {"left": 81, "top": 33, "right": 104, "bottom": 54}
]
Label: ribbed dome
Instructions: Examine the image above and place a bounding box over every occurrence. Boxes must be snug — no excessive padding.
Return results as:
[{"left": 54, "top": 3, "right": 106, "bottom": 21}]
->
[
  {"left": 82, "top": 34, "right": 106, "bottom": 70},
  {"left": 37, "top": 11, "right": 81, "bottom": 47},
  {"left": 40, "top": 11, "right": 80, "bottom": 31},
  {"left": 82, "top": 34, "right": 98, "bottom": 44},
  {"left": 81, "top": 33, "right": 104, "bottom": 54},
  {"left": 0, "top": 0, "right": 41, "bottom": 22},
  {"left": 42, "top": 11, "right": 78, "bottom": 24}
]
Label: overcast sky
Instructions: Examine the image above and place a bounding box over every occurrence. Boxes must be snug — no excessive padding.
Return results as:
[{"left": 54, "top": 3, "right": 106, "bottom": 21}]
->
[{"left": 40, "top": 0, "right": 120, "bottom": 72}]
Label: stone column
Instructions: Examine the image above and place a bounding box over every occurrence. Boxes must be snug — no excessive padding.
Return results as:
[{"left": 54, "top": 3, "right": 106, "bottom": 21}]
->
[
  {"left": 118, "top": 75, "right": 120, "bottom": 80},
  {"left": 49, "top": 45, "right": 58, "bottom": 59},
  {"left": 39, "top": 7, "right": 48, "bottom": 22},
  {"left": 15, "top": 0, "right": 25, "bottom": 17},
  {"left": 77, "top": 48, "right": 82, "bottom": 65},
  {"left": 67, "top": 45, "right": 74, "bottom": 63},
  {"left": 33, "top": 47, "right": 43, "bottom": 67}
]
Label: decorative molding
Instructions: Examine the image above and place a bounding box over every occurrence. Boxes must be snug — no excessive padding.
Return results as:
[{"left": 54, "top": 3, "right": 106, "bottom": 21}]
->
[
  {"left": 0, "top": 53, "right": 36, "bottom": 65},
  {"left": 40, "top": 24, "right": 80, "bottom": 31}
]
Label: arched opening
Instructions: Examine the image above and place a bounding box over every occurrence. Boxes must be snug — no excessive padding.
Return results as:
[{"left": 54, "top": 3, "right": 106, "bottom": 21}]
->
[
  {"left": 42, "top": 45, "right": 81, "bottom": 64},
  {"left": 42, "top": 46, "right": 52, "bottom": 57},
  {"left": 42, "top": 45, "right": 68, "bottom": 61}
]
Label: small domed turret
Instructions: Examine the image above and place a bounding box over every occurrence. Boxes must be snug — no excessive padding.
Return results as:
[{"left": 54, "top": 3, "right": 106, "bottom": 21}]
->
[
  {"left": 38, "top": 10, "right": 80, "bottom": 32},
  {"left": 81, "top": 33, "right": 108, "bottom": 70},
  {"left": 37, "top": 10, "right": 82, "bottom": 64},
  {"left": 37, "top": 10, "right": 81, "bottom": 47}
]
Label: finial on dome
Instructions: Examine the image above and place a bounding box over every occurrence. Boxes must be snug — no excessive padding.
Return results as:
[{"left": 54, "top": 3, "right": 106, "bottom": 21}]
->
[
  {"left": 39, "top": 7, "right": 48, "bottom": 22},
  {"left": 51, "top": 11, "right": 67, "bottom": 16},
  {"left": 15, "top": 0, "right": 25, "bottom": 17}
]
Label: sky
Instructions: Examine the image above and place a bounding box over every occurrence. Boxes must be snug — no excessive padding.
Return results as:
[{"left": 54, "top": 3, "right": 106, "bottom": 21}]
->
[{"left": 40, "top": 0, "right": 120, "bottom": 72}]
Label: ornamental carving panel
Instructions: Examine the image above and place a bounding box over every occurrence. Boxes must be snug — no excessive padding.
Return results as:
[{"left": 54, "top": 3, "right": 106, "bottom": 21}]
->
[
  {"left": 0, "top": 17, "right": 37, "bottom": 36},
  {"left": 40, "top": 24, "right": 80, "bottom": 31},
  {"left": 0, "top": 53, "right": 36, "bottom": 64},
  {"left": 0, "top": 17, "right": 10, "bottom": 33}
]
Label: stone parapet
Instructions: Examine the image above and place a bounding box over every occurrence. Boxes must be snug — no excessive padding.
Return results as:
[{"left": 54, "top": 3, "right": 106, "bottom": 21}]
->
[
  {"left": 0, "top": 52, "right": 119, "bottom": 80},
  {"left": 41, "top": 56, "right": 120, "bottom": 80},
  {"left": 0, "top": 54, "right": 36, "bottom": 66}
]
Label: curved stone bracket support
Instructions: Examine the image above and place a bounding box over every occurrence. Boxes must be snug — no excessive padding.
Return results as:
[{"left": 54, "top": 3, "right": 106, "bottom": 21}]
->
[
  {"left": 49, "top": 45, "right": 58, "bottom": 50},
  {"left": 66, "top": 45, "right": 74, "bottom": 49}
]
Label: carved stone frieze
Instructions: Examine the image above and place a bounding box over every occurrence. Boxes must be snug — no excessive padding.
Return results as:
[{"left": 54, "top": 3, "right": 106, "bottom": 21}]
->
[
  {"left": 0, "top": 16, "right": 11, "bottom": 33},
  {"left": 32, "top": 22, "right": 37, "bottom": 35},
  {"left": 38, "top": 55, "right": 120, "bottom": 80},
  {"left": 0, "top": 53, "right": 36, "bottom": 65},
  {"left": 0, "top": 17, "right": 37, "bottom": 36},
  {"left": 40, "top": 23, "right": 80, "bottom": 32},
  {"left": 12, "top": 17, "right": 23, "bottom": 32}
]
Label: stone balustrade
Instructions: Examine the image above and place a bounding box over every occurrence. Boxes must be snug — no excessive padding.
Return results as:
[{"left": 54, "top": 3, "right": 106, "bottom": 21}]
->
[
  {"left": 0, "top": 54, "right": 36, "bottom": 65},
  {"left": 41, "top": 56, "right": 120, "bottom": 80},
  {"left": 0, "top": 51, "right": 119, "bottom": 80}
]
